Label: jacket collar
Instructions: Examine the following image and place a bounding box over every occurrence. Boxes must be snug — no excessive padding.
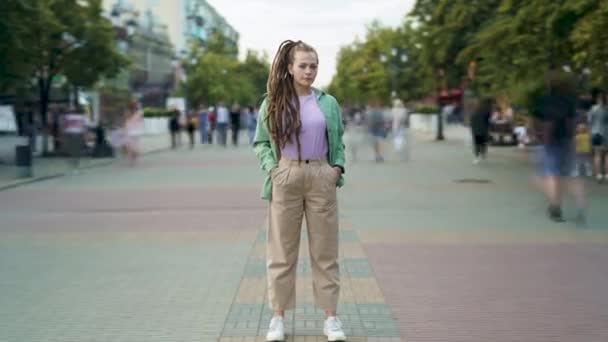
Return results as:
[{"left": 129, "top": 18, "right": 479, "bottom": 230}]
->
[{"left": 312, "top": 87, "right": 326, "bottom": 100}]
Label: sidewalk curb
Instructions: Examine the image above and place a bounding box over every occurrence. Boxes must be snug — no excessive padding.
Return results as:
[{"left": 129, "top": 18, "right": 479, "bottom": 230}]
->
[{"left": 0, "top": 146, "right": 171, "bottom": 192}]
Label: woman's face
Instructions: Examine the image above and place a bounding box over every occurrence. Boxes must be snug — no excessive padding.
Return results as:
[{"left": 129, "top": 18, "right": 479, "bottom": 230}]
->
[{"left": 289, "top": 50, "right": 318, "bottom": 90}]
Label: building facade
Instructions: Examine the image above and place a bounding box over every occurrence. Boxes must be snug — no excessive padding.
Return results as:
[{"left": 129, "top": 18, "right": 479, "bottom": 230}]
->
[
  {"left": 106, "top": 0, "right": 176, "bottom": 109},
  {"left": 177, "top": 0, "right": 239, "bottom": 55}
]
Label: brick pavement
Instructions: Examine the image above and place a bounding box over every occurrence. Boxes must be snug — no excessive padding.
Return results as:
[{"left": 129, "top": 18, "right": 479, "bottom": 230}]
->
[
  {"left": 218, "top": 225, "right": 401, "bottom": 340},
  {"left": 0, "top": 145, "right": 265, "bottom": 342},
  {"left": 1, "top": 130, "right": 607, "bottom": 342},
  {"left": 0, "top": 133, "right": 172, "bottom": 190},
  {"left": 341, "top": 130, "right": 608, "bottom": 342}
]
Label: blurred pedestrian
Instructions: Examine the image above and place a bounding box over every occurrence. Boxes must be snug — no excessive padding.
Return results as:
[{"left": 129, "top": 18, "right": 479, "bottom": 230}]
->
[
  {"left": 253, "top": 40, "right": 346, "bottom": 342},
  {"left": 535, "top": 71, "right": 577, "bottom": 222},
  {"left": 514, "top": 117, "right": 531, "bottom": 148},
  {"left": 216, "top": 102, "right": 229, "bottom": 147},
  {"left": 186, "top": 111, "right": 197, "bottom": 149},
  {"left": 470, "top": 97, "right": 492, "bottom": 164},
  {"left": 124, "top": 101, "right": 143, "bottom": 165},
  {"left": 345, "top": 107, "right": 365, "bottom": 163},
  {"left": 207, "top": 106, "right": 216, "bottom": 144},
  {"left": 368, "top": 99, "right": 387, "bottom": 163},
  {"left": 246, "top": 106, "right": 257, "bottom": 145},
  {"left": 198, "top": 105, "right": 208, "bottom": 145},
  {"left": 63, "top": 108, "right": 86, "bottom": 173},
  {"left": 391, "top": 98, "right": 409, "bottom": 161},
  {"left": 230, "top": 104, "right": 241, "bottom": 146},
  {"left": 570, "top": 121, "right": 593, "bottom": 225},
  {"left": 50, "top": 107, "right": 62, "bottom": 152},
  {"left": 168, "top": 109, "right": 181, "bottom": 149},
  {"left": 589, "top": 89, "right": 608, "bottom": 182}
]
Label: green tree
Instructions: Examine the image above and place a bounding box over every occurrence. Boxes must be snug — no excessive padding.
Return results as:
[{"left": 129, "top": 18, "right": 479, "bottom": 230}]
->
[
  {"left": 455, "top": 0, "right": 606, "bottom": 107},
  {"left": 569, "top": 0, "right": 608, "bottom": 86},
  {"left": 0, "top": 0, "right": 44, "bottom": 91},
  {"left": 0, "top": 0, "right": 128, "bottom": 153},
  {"left": 411, "top": 0, "right": 501, "bottom": 91},
  {"left": 183, "top": 36, "right": 269, "bottom": 108},
  {"left": 329, "top": 23, "right": 397, "bottom": 106},
  {"left": 328, "top": 43, "right": 369, "bottom": 105},
  {"left": 184, "top": 52, "right": 237, "bottom": 107},
  {"left": 203, "top": 31, "right": 238, "bottom": 59},
  {"left": 236, "top": 50, "right": 270, "bottom": 105},
  {"left": 328, "top": 21, "right": 430, "bottom": 106},
  {"left": 394, "top": 22, "right": 433, "bottom": 102}
]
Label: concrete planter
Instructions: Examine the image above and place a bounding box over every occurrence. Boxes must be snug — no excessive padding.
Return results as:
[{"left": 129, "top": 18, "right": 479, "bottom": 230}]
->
[
  {"left": 143, "top": 118, "right": 169, "bottom": 135},
  {"left": 409, "top": 113, "right": 440, "bottom": 133},
  {"left": 409, "top": 113, "right": 450, "bottom": 135}
]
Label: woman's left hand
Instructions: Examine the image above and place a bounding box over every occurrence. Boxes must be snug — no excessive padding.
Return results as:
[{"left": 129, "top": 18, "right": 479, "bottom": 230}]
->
[{"left": 332, "top": 167, "right": 342, "bottom": 177}]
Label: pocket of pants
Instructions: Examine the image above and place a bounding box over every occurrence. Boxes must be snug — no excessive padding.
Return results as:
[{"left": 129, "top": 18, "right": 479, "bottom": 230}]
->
[
  {"left": 322, "top": 164, "right": 339, "bottom": 188},
  {"left": 271, "top": 164, "right": 290, "bottom": 187}
]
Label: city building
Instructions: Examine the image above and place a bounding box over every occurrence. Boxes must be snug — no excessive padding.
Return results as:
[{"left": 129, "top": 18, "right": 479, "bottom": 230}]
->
[
  {"left": 106, "top": 0, "right": 176, "bottom": 108},
  {"left": 177, "top": 0, "right": 239, "bottom": 55}
]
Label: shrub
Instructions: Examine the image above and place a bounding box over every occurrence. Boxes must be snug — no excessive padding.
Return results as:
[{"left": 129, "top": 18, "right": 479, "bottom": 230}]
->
[
  {"left": 414, "top": 104, "right": 439, "bottom": 114},
  {"left": 143, "top": 107, "right": 173, "bottom": 118}
]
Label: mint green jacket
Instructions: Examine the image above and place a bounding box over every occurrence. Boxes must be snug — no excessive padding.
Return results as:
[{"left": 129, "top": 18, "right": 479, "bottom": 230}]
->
[{"left": 253, "top": 88, "right": 346, "bottom": 200}]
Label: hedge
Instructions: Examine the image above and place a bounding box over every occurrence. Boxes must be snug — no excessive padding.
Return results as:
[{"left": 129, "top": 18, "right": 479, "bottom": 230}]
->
[
  {"left": 414, "top": 104, "right": 439, "bottom": 114},
  {"left": 143, "top": 107, "right": 173, "bottom": 118}
]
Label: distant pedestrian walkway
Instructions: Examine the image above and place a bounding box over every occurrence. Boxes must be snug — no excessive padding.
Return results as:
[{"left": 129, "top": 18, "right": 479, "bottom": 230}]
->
[{"left": 0, "top": 133, "right": 171, "bottom": 190}]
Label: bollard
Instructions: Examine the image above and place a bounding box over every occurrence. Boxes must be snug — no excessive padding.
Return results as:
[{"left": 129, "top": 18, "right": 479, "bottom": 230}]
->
[{"left": 15, "top": 145, "right": 32, "bottom": 178}]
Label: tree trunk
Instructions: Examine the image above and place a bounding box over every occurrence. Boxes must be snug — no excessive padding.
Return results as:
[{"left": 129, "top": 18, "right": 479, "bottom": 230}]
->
[{"left": 72, "top": 86, "right": 79, "bottom": 109}]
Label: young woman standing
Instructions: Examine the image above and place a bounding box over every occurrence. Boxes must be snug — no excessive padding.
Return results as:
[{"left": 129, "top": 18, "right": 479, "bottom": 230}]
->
[{"left": 253, "top": 40, "right": 346, "bottom": 341}]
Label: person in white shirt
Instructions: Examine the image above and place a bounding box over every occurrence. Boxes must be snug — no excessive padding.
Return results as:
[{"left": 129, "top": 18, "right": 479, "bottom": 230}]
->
[
  {"left": 63, "top": 109, "right": 86, "bottom": 172},
  {"left": 391, "top": 98, "right": 409, "bottom": 161},
  {"left": 588, "top": 90, "right": 608, "bottom": 181},
  {"left": 124, "top": 101, "right": 143, "bottom": 165},
  {"left": 216, "top": 103, "right": 229, "bottom": 147}
]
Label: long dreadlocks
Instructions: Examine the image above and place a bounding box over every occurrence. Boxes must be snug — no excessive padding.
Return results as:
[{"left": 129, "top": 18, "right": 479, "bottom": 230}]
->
[{"left": 265, "top": 40, "right": 318, "bottom": 162}]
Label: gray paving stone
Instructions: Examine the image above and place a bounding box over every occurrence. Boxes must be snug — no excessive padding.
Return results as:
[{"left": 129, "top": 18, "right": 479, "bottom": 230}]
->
[{"left": 342, "top": 258, "right": 373, "bottom": 277}]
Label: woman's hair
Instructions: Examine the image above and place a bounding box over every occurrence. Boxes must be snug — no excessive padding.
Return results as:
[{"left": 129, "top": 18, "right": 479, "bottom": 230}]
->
[
  {"left": 128, "top": 100, "right": 138, "bottom": 113},
  {"left": 265, "top": 40, "right": 318, "bottom": 161},
  {"left": 546, "top": 70, "right": 575, "bottom": 97},
  {"left": 476, "top": 97, "right": 494, "bottom": 114},
  {"left": 592, "top": 88, "right": 606, "bottom": 104}
]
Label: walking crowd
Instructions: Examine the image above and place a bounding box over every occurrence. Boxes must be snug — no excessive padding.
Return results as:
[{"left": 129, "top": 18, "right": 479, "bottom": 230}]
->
[{"left": 166, "top": 103, "right": 258, "bottom": 150}]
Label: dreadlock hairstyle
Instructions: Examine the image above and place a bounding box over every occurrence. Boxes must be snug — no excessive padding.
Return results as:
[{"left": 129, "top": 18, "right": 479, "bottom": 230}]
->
[{"left": 265, "top": 40, "right": 318, "bottom": 162}]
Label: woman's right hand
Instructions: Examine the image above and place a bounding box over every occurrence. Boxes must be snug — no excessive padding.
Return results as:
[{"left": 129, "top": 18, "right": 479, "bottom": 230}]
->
[{"left": 269, "top": 166, "right": 278, "bottom": 179}]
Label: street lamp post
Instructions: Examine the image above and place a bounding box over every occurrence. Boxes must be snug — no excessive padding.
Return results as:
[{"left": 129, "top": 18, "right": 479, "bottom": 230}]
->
[
  {"left": 436, "top": 68, "right": 445, "bottom": 141},
  {"left": 379, "top": 47, "right": 408, "bottom": 101}
]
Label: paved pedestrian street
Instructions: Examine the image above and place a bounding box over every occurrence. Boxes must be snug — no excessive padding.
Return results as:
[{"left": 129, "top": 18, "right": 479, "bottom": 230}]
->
[{"left": 1, "top": 136, "right": 607, "bottom": 342}]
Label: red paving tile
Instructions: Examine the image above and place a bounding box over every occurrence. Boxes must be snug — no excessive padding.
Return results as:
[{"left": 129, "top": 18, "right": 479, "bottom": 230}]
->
[
  {"left": 0, "top": 188, "right": 264, "bottom": 212},
  {"left": 365, "top": 243, "right": 608, "bottom": 342}
]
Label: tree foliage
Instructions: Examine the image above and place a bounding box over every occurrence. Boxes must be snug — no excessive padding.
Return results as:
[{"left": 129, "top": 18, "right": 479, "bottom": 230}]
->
[
  {"left": 328, "top": 21, "right": 430, "bottom": 106},
  {"left": 0, "top": 1, "right": 43, "bottom": 91},
  {"left": 329, "top": 0, "right": 608, "bottom": 110},
  {"left": 0, "top": 0, "right": 128, "bottom": 154},
  {"left": 182, "top": 35, "right": 269, "bottom": 107},
  {"left": 1, "top": 0, "right": 128, "bottom": 92}
]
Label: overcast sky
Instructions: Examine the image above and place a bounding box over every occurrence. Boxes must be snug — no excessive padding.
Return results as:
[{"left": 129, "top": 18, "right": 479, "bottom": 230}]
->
[{"left": 104, "top": 0, "right": 416, "bottom": 87}]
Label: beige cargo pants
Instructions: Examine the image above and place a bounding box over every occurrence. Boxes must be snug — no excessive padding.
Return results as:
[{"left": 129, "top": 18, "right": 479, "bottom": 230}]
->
[{"left": 267, "top": 158, "right": 340, "bottom": 311}]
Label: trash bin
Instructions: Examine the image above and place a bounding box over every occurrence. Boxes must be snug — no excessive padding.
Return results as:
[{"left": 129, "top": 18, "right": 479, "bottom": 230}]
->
[
  {"left": 92, "top": 126, "right": 114, "bottom": 158},
  {"left": 15, "top": 144, "right": 32, "bottom": 177}
]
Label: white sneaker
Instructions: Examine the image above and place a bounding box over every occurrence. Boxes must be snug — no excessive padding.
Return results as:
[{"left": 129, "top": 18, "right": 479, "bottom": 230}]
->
[
  {"left": 324, "top": 316, "right": 346, "bottom": 341},
  {"left": 266, "top": 316, "right": 285, "bottom": 341},
  {"left": 597, "top": 174, "right": 604, "bottom": 181},
  {"left": 473, "top": 158, "right": 480, "bottom": 165}
]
